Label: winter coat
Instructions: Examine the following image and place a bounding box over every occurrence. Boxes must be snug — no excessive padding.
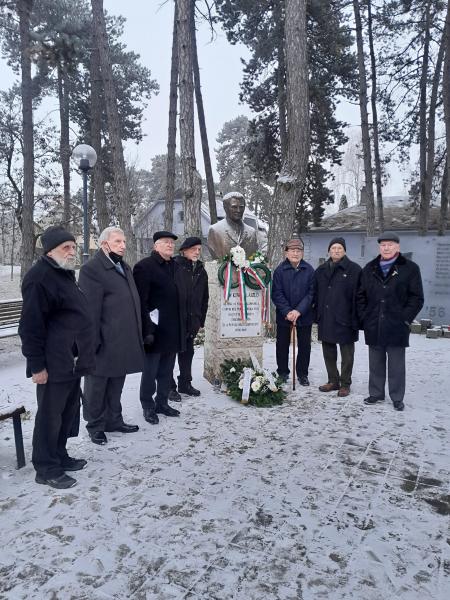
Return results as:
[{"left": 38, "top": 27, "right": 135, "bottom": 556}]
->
[
  {"left": 18, "top": 256, "right": 95, "bottom": 382},
  {"left": 271, "top": 258, "right": 315, "bottom": 328},
  {"left": 78, "top": 250, "right": 145, "bottom": 377},
  {"left": 314, "top": 255, "right": 361, "bottom": 344},
  {"left": 133, "top": 251, "right": 187, "bottom": 354},
  {"left": 174, "top": 255, "right": 209, "bottom": 338},
  {"left": 357, "top": 253, "right": 424, "bottom": 347}
]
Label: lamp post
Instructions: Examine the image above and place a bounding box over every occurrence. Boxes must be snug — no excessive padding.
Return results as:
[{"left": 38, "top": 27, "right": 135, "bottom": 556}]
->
[{"left": 72, "top": 144, "right": 97, "bottom": 264}]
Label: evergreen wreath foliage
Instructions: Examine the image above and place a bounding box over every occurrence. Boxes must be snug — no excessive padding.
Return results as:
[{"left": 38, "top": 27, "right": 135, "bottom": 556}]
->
[{"left": 220, "top": 358, "right": 286, "bottom": 407}]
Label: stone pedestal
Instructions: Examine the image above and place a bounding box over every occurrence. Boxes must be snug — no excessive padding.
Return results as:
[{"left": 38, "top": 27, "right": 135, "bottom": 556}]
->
[{"left": 203, "top": 261, "right": 264, "bottom": 384}]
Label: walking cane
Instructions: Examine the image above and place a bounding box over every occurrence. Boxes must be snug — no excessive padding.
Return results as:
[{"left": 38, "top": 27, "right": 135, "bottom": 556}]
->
[{"left": 291, "top": 323, "right": 296, "bottom": 391}]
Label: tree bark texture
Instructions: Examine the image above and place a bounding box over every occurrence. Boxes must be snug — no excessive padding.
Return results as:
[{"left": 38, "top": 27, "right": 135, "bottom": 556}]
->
[
  {"left": 440, "top": 6, "right": 450, "bottom": 235},
  {"left": 90, "top": 0, "right": 136, "bottom": 263},
  {"left": 57, "top": 62, "right": 71, "bottom": 227},
  {"left": 164, "top": 0, "right": 179, "bottom": 231},
  {"left": 353, "top": 0, "right": 376, "bottom": 236},
  {"left": 18, "top": 0, "right": 35, "bottom": 278},
  {"left": 418, "top": 0, "right": 432, "bottom": 235},
  {"left": 275, "top": 1, "right": 287, "bottom": 162},
  {"left": 267, "top": 0, "right": 309, "bottom": 269},
  {"left": 177, "top": 0, "right": 201, "bottom": 237}
]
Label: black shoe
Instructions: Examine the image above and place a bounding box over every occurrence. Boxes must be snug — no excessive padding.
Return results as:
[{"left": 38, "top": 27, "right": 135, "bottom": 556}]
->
[
  {"left": 393, "top": 401, "right": 405, "bottom": 411},
  {"left": 61, "top": 457, "right": 87, "bottom": 471},
  {"left": 143, "top": 408, "right": 159, "bottom": 424},
  {"left": 168, "top": 389, "right": 182, "bottom": 402},
  {"left": 363, "top": 396, "right": 384, "bottom": 405},
  {"left": 35, "top": 473, "right": 77, "bottom": 489},
  {"left": 156, "top": 404, "right": 180, "bottom": 417},
  {"left": 278, "top": 373, "right": 289, "bottom": 383},
  {"left": 178, "top": 383, "right": 201, "bottom": 397},
  {"left": 106, "top": 423, "right": 139, "bottom": 433},
  {"left": 299, "top": 376, "right": 310, "bottom": 386},
  {"left": 89, "top": 431, "right": 108, "bottom": 445}
]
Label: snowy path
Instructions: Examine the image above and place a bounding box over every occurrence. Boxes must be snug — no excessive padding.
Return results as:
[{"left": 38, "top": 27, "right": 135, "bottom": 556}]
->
[{"left": 0, "top": 337, "right": 449, "bottom": 599}]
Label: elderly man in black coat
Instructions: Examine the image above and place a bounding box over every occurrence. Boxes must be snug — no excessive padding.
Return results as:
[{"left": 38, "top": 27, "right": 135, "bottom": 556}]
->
[
  {"left": 357, "top": 232, "right": 424, "bottom": 411},
  {"left": 78, "top": 227, "right": 144, "bottom": 445},
  {"left": 315, "top": 237, "right": 362, "bottom": 397},
  {"left": 133, "top": 231, "right": 187, "bottom": 424},
  {"left": 19, "top": 226, "right": 95, "bottom": 489}
]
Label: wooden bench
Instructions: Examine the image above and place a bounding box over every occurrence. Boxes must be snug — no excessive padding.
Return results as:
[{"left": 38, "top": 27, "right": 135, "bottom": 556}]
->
[
  {"left": 0, "top": 298, "right": 22, "bottom": 338},
  {"left": 0, "top": 404, "right": 26, "bottom": 468}
]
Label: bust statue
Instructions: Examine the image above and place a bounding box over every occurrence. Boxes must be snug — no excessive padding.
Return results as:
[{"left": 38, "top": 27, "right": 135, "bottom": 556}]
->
[{"left": 207, "top": 192, "right": 258, "bottom": 260}]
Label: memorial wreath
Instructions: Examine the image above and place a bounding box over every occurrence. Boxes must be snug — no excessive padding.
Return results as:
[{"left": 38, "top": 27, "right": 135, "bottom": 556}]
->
[{"left": 220, "top": 358, "right": 286, "bottom": 407}]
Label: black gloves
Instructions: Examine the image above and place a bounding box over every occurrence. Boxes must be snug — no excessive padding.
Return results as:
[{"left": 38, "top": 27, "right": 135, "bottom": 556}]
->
[{"left": 143, "top": 333, "right": 155, "bottom": 351}]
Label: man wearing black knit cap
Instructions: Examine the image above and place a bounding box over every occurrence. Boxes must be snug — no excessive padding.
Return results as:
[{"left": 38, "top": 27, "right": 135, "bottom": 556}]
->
[
  {"left": 18, "top": 225, "right": 95, "bottom": 489},
  {"left": 314, "top": 237, "right": 361, "bottom": 397},
  {"left": 357, "top": 232, "right": 424, "bottom": 411}
]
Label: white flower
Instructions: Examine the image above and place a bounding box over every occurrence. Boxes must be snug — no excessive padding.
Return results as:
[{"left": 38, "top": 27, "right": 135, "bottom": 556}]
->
[
  {"left": 229, "top": 367, "right": 236, "bottom": 373},
  {"left": 230, "top": 245, "right": 247, "bottom": 269},
  {"left": 268, "top": 384, "right": 278, "bottom": 392},
  {"left": 251, "top": 380, "right": 261, "bottom": 392}
]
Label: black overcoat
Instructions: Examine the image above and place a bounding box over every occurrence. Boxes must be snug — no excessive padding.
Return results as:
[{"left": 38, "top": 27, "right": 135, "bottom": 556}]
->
[
  {"left": 271, "top": 259, "right": 315, "bottom": 328},
  {"left": 18, "top": 256, "right": 95, "bottom": 382},
  {"left": 357, "top": 253, "right": 424, "bottom": 347},
  {"left": 78, "top": 250, "right": 145, "bottom": 377},
  {"left": 174, "top": 255, "right": 209, "bottom": 337},
  {"left": 133, "top": 251, "right": 187, "bottom": 354},
  {"left": 314, "top": 255, "right": 361, "bottom": 344}
]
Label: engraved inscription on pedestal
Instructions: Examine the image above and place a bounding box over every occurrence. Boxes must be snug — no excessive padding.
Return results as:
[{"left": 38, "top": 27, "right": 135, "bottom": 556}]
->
[{"left": 220, "top": 290, "right": 262, "bottom": 338}]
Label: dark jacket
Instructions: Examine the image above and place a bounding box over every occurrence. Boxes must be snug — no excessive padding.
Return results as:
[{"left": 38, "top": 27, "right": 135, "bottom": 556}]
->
[
  {"left": 133, "top": 251, "right": 187, "bottom": 353},
  {"left": 314, "top": 255, "right": 361, "bottom": 344},
  {"left": 357, "top": 253, "right": 424, "bottom": 347},
  {"left": 271, "top": 258, "right": 315, "bottom": 327},
  {"left": 18, "top": 256, "right": 95, "bottom": 382},
  {"left": 78, "top": 250, "right": 145, "bottom": 377},
  {"left": 174, "top": 255, "right": 209, "bottom": 337}
]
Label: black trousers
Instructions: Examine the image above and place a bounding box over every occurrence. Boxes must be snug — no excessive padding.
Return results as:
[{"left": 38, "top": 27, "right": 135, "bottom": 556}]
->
[
  {"left": 140, "top": 351, "right": 176, "bottom": 410},
  {"left": 322, "top": 341, "right": 355, "bottom": 387},
  {"left": 172, "top": 335, "right": 195, "bottom": 388},
  {"left": 368, "top": 345, "right": 406, "bottom": 403},
  {"left": 83, "top": 375, "right": 126, "bottom": 432},
  {"left": 276, "top": 324, "right": 312, "bottom": 379},
  {"left": 32, "top": 379, "right": 81, "bottom": 478}
]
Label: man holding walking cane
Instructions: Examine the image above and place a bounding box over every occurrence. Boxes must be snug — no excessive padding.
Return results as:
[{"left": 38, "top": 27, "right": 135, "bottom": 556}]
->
[{"left": 272, "top": 237, "right": 315, "bottom": 387}]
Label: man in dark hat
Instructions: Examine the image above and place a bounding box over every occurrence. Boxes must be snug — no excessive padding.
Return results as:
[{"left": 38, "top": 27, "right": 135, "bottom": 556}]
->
[
  {"left": 133, "top": 231, "right": 187, "bottom": 424},
  {"left": 271, "top": 237, "right": 315, "bottom": 385},
  {"left": 357, "top": 232, "right": 424, "bottom": 411},
  {"left": 18, "top": 226, "right": 95, "bottom": 489},
  {"left": 169, "top": 236, "right": 209, "bottom": 400},
  {"left": 314, "top": 237, "right": 362, "bottom": 397}
]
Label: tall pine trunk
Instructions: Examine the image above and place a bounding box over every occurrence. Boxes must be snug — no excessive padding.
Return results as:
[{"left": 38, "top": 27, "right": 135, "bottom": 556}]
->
[
  {"left": 418, "top": 0, "right": 432, "bottom": 235},
  {"left": 18, "top": 0, "right": 35, "bottom": 277},
  {"left": 440, "top": 7, "right": 450, "bottom": 236},
  {"left": 267, "top": 0, "right": 309, "bottom": 269},
  {"left": 275, "top": 1, "right": 287, "bottom": 162},
  {"left": 90, "top": 0, "right": 136, "bottom": 263},
  {"left": 57, "top": 62, "right": 71, "bottom": 227},
  {"left": 353, "top": 0, "right": 376, "bottom": 236}
]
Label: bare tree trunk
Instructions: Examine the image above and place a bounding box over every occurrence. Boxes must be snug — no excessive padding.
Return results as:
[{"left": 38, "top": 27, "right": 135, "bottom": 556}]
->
[
  {"left": 178, "top": 0, "right": 201, "bottom": 237},
  {"left": 10, "top": 209, "right": 16, "bottom": 280},
  {"left": 18, "top": 0, "right": 35, "bottom": 277},
  {"left": 441, "top": 7, "right": 450, "bottom": 236},
  {"left": 191, "top": 2, "right": 217, "bottom": 225},
  {"left": 90, "top": 45, "right": 109, "bottom": 232},
  {"left": 164, "top": 0, "right": 179, "bottom": 231},
  {"left": 367, "top": 0, "right": 384, "bottom": 233},
  {"left": 275, "top": 1, "right": 287, "bottom": 162},
  {"left": 57, "top": 62, "right": 71, "bottom": 227},
  {"left": 418, "top": 0, "right": 432, "bottom": 235},
  {"left": 90, "top": 0, "right": 136, "bottom": 263},
  {"left": 353, "top": 0, "right": 376, "bottom": 236},
  {"left": 438, "top": 158, "right": 448, "bottom": 235},
  {"left": 267, "top": 0, "right": 309, "bottom": 269}
]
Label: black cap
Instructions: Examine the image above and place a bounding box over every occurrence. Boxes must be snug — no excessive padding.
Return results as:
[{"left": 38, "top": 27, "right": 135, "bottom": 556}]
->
[
  {"left": 179, "top": 236, "right": 202, "bottom": 251},
  {"left": 41, "top": 226, "right": 76, "bottom": 254},
  {"left": 328, "top": 237, "right": 346, "bottom": 252},
  {"left": 153, "top": 230, "right": 178, "bottom": 243},
  {"left": 377, "top": 231, "right": 399, "bottom": 243}
]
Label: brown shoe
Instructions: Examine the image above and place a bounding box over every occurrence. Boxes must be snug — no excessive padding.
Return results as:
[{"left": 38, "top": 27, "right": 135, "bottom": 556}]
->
[
  {"left": 319, "top": 382, "right": 340, "bottom": 392},
  {"left": 337, "top": 387, "right": 350, "bottom": 397}
]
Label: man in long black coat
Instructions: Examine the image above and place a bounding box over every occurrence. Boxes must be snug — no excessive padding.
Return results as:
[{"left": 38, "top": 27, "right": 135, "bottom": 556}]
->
[
  {"left": 133, "top": 231, "right": 187, "bottom": 424},
  {"left": 19, "top": 226, "right": 95, "bottom": 489},
  {"left": 357, "top": 232, "right": 424, "bottom": 411},
  {"left": 315, "top": 237, "right": 361, "bottom": 397},
  {"left": 78, "top": 227, "right": 144, "bottom": 445}
]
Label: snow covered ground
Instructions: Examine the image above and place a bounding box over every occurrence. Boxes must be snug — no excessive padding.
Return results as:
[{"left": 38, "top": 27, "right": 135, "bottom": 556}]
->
[{"left": 0, "top": 336, "right": 449, "bottom": 599}]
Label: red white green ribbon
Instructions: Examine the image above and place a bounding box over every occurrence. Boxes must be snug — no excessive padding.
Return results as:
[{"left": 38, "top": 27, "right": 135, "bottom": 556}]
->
[
  {"left": 244, "top": 265, "right": 271, "bottom": 324},
  {"left": 223, "top": 260, "right": 233, "bottom": 302},
  {"left": 237, "top": 269, "right": 248, "bottom": 320}
]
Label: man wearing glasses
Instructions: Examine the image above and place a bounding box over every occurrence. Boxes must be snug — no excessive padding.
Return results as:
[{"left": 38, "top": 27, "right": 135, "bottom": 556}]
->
[
  {"left": 357, "top": 232, "right": 424, "bottom": 411},
  {"left": 271, "top": 237, "right": 315, "bottom": 385}
]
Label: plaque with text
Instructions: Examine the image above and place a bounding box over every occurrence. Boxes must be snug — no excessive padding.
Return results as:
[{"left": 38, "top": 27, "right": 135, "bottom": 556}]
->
[{"left": 220, "top": 289, "right": 262, "bottom": 338}]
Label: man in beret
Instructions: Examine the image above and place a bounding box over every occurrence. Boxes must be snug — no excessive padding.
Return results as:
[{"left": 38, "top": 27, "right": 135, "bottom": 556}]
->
[
  {"left": 169, "top": 236, "right": 209, "bottom": 400},
  {"left": 133, "top": 231, "right": 187, "bottom": 424},
  {"left": 271, "top": 237, "right": 315, "bottom": 385},
  {"left": 357, "top": 232, "right": 424, "bottom": 411},
  {"left": 314, "top": 237, "right": 362, "bottom": 397},
  {"left": 19, "top": 225, "right": 95, "bottom": 489}
]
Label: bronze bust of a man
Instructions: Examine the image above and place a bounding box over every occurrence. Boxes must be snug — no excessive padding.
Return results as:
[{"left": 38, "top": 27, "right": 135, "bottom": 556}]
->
[{"left": 207, "top": 192, "right": 258, "bottom": 260}]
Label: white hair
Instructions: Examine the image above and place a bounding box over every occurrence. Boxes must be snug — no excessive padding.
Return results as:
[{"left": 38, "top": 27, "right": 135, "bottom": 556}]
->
[{"left": 98, "top": 226, "right": 124, "bottom": 244}]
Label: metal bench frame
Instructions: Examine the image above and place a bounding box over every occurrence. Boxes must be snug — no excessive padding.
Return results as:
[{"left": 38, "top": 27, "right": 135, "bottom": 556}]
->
[{"left": 0, "top": 406, "right": 26, "bottom": 469}]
